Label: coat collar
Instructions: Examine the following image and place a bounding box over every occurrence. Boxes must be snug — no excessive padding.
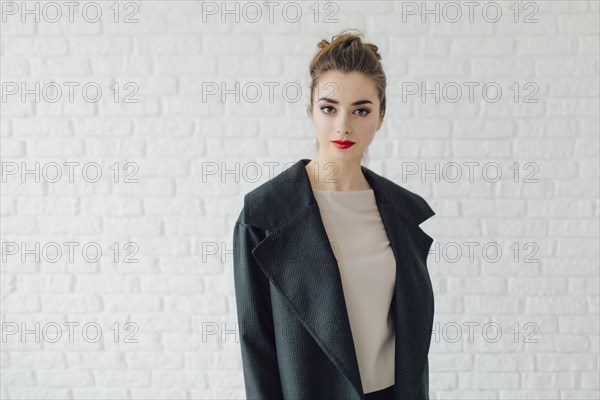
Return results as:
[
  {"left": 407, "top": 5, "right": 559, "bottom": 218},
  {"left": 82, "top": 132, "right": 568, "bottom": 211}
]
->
[
  {"left": 242, "top": 158, "right": 435, "bottom": 231},
  {"left": 242, "top": 158, "right": 435, "bottom": 399}
]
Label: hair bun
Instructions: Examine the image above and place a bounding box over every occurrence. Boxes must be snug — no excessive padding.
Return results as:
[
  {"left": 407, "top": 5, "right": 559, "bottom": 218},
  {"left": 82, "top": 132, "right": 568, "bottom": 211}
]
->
[{"left": 317, "top": 39, "right": 330, "bottom": 50}]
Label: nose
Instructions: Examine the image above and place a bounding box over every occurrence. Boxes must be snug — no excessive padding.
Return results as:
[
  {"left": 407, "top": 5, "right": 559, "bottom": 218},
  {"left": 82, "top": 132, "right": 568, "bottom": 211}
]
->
[{"left": 337, "top": 115, "right": 352, "bottom": 135}]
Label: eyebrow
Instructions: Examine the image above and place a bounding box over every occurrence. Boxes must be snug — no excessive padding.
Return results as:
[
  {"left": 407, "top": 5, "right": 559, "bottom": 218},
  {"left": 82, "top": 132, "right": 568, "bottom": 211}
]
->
[{"left": 317, "top": 97, "right": 373, "bottom": 106}]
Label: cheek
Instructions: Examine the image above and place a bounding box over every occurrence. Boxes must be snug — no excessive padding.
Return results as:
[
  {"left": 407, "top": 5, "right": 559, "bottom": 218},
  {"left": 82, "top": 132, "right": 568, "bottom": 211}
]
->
[
  {"left": 313, "top": 115, "right": 332, "bottom": 134},
  {"left": 364, "top": 118, "right": 382, "bottom": 134},
  {"left": 360, "top": 116, "right": 378, "bottom": 128}
]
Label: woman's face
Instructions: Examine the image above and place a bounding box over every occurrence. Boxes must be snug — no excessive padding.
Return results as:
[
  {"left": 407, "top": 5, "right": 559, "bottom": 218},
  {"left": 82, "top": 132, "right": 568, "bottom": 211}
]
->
[{"left": 311, "top": 70, "right": 384, "bottom": 162}]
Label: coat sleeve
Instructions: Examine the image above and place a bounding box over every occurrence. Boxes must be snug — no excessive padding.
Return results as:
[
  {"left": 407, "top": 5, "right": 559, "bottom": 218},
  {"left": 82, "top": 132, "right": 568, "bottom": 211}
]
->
[{"left": 233, "top": 218, "right": 284, "bottom": 399}]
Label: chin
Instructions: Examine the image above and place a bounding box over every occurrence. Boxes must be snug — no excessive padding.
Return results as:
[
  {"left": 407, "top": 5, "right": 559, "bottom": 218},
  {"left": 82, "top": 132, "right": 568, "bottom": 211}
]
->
[{"left": 328, "top": 150, "right": 362, "bottom": 162}]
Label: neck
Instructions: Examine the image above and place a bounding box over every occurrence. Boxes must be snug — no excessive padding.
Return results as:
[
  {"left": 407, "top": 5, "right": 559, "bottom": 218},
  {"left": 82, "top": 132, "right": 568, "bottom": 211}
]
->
[{"left": 305, "top": 155, "right": 371, "bottom": 192}]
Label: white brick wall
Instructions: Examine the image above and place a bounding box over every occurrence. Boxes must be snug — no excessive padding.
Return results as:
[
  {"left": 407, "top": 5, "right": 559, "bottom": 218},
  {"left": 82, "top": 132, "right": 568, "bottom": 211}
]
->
[{"left": 1, "top": 0, "right": 598, "bottom": 399}]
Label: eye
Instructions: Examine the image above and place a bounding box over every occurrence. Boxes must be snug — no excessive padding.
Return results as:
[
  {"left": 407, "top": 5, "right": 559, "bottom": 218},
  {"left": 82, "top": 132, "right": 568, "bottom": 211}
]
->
[
  {"left": 320, "top": 106, "right": 371, "bottom": 116},
  {"left": 320, "top": 105, "right": 334, "bottom": 114}
]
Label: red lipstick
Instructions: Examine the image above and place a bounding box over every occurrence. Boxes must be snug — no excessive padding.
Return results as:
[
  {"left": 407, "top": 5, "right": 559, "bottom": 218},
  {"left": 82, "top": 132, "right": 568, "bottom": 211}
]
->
[{"left": 331, "top": 140, "right": 355, "bottom": 149}]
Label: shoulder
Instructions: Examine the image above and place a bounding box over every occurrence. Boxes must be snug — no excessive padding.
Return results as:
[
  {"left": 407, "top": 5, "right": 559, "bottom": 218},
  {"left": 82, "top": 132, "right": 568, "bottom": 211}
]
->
[
  {"left": 236, "top": 160, "right": 308, "bottom": 230},
  {"left": 235, "top": 159, "right": 436, "bottom": 228},
  {"left": 363, "top": 166, "right": 435, "bottom": 225}
]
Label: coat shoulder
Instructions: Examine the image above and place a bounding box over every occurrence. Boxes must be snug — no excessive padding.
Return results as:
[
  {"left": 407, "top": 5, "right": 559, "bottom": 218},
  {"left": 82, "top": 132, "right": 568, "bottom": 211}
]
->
[
  {"left": 236, "top": 160, "right": 436, "bottom": 229},
  {"left": 236, "top": 163, "right": 305, "bottom": 230},
  {"left": 364, "top": 168, "right": 436, "bottom": 225}
]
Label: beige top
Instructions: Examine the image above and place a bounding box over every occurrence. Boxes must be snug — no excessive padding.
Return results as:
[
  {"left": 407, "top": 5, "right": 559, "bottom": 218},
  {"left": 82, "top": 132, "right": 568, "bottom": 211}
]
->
[{"left": 312, "top": 189, "right": 396, "bottom": 393}]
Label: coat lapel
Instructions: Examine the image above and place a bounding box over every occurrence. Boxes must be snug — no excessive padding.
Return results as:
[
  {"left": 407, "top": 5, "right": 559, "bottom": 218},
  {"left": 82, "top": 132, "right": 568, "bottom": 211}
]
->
[{"left": 249, "top": 158, "right": 435, "bottom": 399}]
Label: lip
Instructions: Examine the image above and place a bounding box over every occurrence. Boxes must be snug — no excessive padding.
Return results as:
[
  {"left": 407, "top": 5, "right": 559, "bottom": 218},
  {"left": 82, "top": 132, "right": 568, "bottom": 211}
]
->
[{"left": 331, "top": 140, "right": 355, "bottom": 149}]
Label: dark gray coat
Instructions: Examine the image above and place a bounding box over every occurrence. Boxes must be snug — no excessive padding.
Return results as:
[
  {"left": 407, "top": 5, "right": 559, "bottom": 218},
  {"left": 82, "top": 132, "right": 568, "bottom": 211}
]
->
[{"left": 233, "top": 158, "right": 436, "bottom": 400}]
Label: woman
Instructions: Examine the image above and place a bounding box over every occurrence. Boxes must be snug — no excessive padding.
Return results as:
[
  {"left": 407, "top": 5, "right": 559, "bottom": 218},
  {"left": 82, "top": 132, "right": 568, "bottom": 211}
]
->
[{"left": 233, "top": 30, "right": 436, "bottom": 400}]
